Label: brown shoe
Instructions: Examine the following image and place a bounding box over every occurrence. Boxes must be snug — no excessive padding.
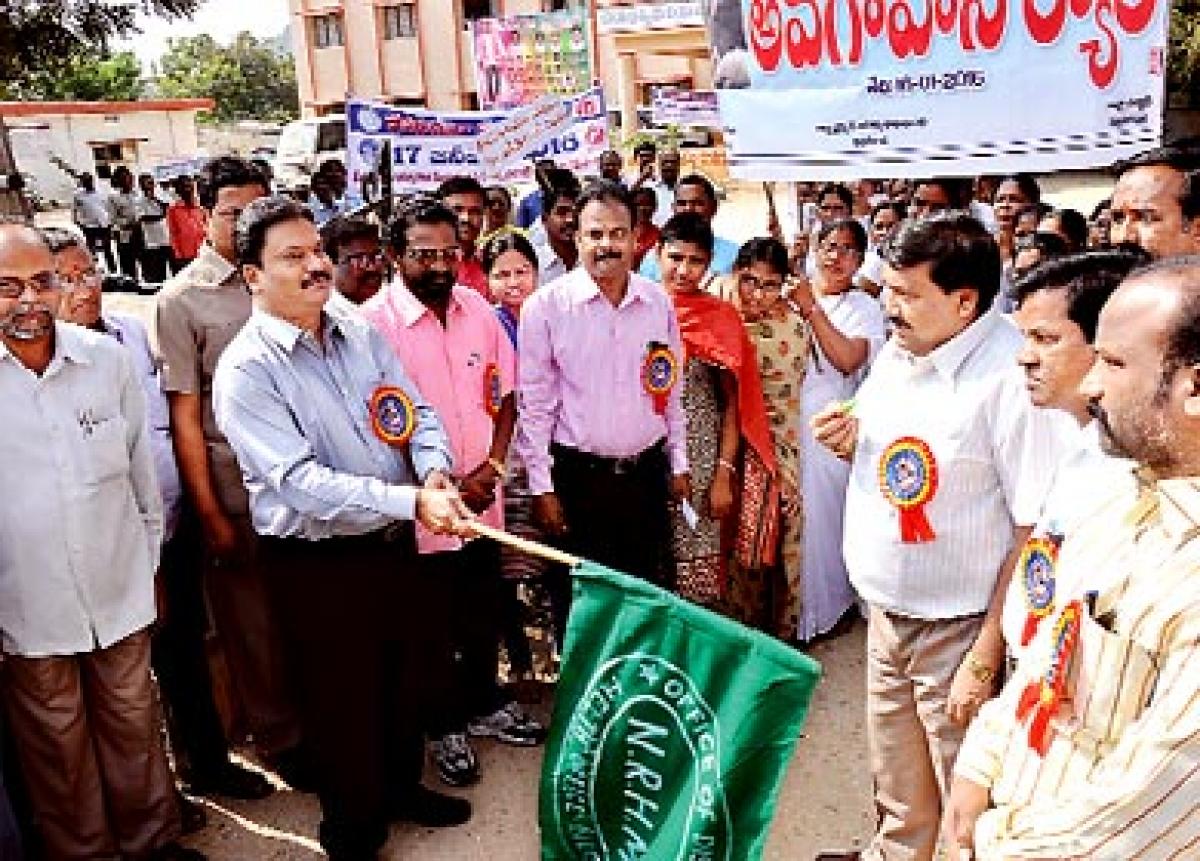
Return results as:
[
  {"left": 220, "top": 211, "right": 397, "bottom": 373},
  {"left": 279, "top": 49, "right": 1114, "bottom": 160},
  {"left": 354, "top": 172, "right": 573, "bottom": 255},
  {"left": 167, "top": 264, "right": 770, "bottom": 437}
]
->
[{"left": 814, "top": 853, "right": 862, "bottom": 861}]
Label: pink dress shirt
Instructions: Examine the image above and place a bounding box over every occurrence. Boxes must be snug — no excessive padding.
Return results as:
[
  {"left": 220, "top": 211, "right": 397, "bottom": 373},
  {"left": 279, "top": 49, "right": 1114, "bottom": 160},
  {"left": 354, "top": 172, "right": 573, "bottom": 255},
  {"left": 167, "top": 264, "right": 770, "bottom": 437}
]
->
[
  {"left": 363, "top": 280, "right": 516, "bottom": 553},
  {"left": 517, "top": 266, "right": 688, "bottom": 496}
]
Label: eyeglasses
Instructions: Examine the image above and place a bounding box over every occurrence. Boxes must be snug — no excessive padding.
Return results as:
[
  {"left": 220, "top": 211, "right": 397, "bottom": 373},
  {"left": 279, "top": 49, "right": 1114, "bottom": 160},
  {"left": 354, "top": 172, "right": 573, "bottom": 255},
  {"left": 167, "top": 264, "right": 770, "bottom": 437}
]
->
[
  {"left": 60, "top": 270, "right": 103, "bottom": 292},
  {"left": 405, "top": 247, "right": 462, "bottom": 266},
  {"left": 0, "top": 273, "right": 60, "bottom": 300},
  {"left": 818, "top": 242, "right": 860, "bottom": 257},
  {"left": 343, "top": 250, "right": 386, "bottom": 268},
  {"left": 737, "top": 273, "right": 783, "bottom": 293}
]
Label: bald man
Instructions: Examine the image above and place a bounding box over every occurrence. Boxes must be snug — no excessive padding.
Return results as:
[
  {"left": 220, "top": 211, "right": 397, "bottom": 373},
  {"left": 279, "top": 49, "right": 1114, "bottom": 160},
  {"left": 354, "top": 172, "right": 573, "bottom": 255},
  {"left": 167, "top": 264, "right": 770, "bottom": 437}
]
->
[{"left": 0, "top": 224, "right": 200, "bottom": 859}]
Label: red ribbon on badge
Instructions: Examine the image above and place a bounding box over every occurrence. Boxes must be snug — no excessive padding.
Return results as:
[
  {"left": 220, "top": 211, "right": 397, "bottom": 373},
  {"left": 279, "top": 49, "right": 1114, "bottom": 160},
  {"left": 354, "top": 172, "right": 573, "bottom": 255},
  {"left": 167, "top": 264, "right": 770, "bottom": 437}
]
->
[
  {"left": 642, "top": 343, "right": 678, "bottom": 416},
  {"left": 483, "top": 362, "right": 502, "bottom": 419},
  {"left": 369, "top": 386, "right": 416, "bottom": 447},
  {"left": 878, "top": 437, "right": 938, "bottom": 543},
  {"left": 1016, "top": 600, "right": 1082, "bottom": 757}
]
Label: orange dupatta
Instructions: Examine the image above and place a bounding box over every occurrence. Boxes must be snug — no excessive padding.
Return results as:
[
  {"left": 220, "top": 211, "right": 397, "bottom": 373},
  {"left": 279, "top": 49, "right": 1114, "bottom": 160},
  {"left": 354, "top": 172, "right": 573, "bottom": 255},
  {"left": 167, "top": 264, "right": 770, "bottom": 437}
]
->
[{"left": 672, "top": 290, "right": 781, "bottom": 567}]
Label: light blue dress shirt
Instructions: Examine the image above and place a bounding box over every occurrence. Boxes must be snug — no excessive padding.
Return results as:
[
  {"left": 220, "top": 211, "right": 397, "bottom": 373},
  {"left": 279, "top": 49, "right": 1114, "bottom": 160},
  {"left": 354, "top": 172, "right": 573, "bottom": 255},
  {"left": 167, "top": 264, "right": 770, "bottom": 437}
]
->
[
  {"left": 638, "top": 234, "right": 741, "bottom": 281},
  {"left": 213, "top": 300, "right": 452, "bottom": 540}
]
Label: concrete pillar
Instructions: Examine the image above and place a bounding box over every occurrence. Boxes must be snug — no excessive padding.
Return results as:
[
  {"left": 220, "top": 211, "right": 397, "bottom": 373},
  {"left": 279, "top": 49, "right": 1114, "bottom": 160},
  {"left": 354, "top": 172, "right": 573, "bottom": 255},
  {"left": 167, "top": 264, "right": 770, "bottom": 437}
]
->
[{"left": 618, "top": 51, "right": 638, "bottom": 146}]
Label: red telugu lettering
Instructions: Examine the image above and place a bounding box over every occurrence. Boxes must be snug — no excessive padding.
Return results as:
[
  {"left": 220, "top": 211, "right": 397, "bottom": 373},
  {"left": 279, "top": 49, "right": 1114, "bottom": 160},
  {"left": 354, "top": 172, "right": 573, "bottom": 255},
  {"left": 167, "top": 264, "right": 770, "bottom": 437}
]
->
[{"left": 749, "top": 0, "right": 786, "bottom": 72}]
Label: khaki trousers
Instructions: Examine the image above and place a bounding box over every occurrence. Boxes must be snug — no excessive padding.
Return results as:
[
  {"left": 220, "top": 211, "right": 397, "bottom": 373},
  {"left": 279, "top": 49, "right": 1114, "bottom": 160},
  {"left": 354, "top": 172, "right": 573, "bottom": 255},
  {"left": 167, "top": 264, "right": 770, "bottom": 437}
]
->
[
  {"left": 864, "top": 605, "right": 983, "bottom": 861},
  {"left": 3, "top": 629, "right": 180, "bottom": 860}
]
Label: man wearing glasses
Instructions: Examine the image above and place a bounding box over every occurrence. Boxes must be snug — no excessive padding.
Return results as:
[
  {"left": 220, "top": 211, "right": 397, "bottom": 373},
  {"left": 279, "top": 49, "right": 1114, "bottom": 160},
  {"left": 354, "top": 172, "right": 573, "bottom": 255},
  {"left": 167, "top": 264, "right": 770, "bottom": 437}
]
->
[
  {"left": 153, "top": 156, "right": 307, "bottom": 798},
  {"left": 323, "top": 216, "right": 387, "bottom": 306},
  {"left": 0, "top": 223, "right": 201, "bottom": 861},
  {"left": 365, "top": 197, "right": 543, "bottom": 790}
]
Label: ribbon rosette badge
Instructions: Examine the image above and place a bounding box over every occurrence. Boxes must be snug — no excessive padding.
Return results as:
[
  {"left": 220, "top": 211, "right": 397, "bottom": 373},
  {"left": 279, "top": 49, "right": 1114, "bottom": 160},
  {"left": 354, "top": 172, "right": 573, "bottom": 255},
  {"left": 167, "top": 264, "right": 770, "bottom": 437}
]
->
[
  {"left": 1019, "top": 536, "right": 1061, "bottom": 646},
  {"left": 642, "top": 342, "right": 678, "bottom": 415},
  {"left": 370, "top": 386, "right": 417, "bottom": 447},
  {"left": 878, "top": 436, "right": 938, "bottom": 543},
  {"left": 1015, "top": 600, "right": 1082, "bottom": 756},
  {"left": 483, "top": 362, "right": 502, "bottom": 418}
]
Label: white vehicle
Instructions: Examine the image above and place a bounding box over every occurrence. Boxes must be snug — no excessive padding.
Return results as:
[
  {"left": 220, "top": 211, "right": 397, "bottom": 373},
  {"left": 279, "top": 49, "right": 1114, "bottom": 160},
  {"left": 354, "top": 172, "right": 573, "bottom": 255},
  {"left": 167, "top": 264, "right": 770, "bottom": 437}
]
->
[{"left": 272, "top": 114, "right": 346, "bottom": 191}]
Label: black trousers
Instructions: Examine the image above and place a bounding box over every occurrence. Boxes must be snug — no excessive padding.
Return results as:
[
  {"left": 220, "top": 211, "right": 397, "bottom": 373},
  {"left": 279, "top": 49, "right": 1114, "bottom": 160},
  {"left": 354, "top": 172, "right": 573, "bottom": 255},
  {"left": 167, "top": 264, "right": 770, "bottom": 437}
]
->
[
  {"left": 259, "top": 528, "right": 433, "bottom": 859},
  {"left": 140, "top": 247, "right": 170, "bottom": 284},
  {"left": 82, "top": 226, "right": 115, "bottom": 272},
  {"left": 547, "top": 441, "right": 672, "bottom": 645},
  {"left": 421, "top": 539, "right": 506, "bottom": 736},
  {"left": 116, "top": 241, "right": 139, "bottom": 279},
  {"left": 150, "top": 510, "right": 232, "bottom": 783}
]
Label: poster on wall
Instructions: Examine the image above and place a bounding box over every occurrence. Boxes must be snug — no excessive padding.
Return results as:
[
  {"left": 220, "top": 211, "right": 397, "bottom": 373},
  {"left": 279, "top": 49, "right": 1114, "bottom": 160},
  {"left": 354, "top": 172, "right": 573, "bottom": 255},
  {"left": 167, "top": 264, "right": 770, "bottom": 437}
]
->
[
  {"left": 346, "top": 86, "right": 608, "bottom": 191},
  {"left": 715, "top": 0, "right": 1168, "bottom": 180},
  {"left": 470, "top": 9, "right": 592, "bottom": 110}
]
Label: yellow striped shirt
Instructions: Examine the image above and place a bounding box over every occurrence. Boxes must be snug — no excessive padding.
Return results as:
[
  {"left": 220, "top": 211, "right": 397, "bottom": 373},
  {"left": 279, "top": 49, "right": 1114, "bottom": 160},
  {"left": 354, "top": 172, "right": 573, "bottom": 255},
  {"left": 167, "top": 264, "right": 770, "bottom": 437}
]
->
[{"left": 955, "top": 475, "right": 1200, "bottom": 860}]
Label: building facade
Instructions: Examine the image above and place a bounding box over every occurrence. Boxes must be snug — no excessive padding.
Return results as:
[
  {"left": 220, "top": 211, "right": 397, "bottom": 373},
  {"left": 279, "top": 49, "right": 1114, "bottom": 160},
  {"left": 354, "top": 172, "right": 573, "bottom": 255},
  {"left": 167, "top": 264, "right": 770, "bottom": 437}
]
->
[
  {"left": 288, "top": 0, "right": 713, "bottom": 135},
  {"left": 0, "top": 99, "right": 214, "bottom": 209}
]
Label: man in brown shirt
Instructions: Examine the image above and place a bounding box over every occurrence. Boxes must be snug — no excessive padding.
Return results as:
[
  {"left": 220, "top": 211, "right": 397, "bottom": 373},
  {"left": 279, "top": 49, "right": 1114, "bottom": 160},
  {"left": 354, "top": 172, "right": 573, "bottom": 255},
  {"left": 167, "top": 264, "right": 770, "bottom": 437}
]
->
[{"left": 153, "top": 156, "right": 305, "bottom": 796}]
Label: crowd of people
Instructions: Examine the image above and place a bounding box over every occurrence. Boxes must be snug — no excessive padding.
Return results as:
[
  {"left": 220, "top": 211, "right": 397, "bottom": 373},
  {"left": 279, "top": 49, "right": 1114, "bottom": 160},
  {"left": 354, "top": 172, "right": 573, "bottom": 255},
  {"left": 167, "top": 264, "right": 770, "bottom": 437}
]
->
[{"left": 0, "top": 133, "right": 1198, "bottom": 861}]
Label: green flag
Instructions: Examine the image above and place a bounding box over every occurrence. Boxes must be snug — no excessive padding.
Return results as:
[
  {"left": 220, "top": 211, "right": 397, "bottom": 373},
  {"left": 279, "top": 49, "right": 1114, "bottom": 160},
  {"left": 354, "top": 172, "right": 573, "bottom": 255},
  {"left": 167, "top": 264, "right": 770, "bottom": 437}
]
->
[{"left": 539, "top": 561, "right": 823, "bottom": 860}]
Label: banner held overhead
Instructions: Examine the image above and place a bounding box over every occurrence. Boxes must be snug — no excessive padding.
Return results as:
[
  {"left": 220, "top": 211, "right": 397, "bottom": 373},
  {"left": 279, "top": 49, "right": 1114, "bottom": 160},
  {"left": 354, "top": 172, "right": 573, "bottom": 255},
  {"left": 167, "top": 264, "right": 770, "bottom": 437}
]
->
[{"left": 718, "top": 0, "right": 1168, "bottom": 180}]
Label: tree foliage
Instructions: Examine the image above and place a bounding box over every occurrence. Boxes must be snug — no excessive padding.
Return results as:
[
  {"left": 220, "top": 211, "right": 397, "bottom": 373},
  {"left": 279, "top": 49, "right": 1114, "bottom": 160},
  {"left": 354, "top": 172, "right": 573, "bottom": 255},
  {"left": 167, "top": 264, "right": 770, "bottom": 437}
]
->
[
  {"left": 157, "top": 32, "right": 299, "bottom": 123},
  {"left": 0, "top": 51, "right": 145, "bottom": 101},
  {"left": 1169, "top": 4, "right": 1200, "bottom": 107},
  {"left": 0, "top": 0, "right": 200, "bottom": 84}
]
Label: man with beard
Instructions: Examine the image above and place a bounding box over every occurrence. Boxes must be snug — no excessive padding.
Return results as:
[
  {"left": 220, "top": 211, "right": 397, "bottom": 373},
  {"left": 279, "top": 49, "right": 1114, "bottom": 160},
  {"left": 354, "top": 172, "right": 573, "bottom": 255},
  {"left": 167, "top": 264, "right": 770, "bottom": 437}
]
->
[
  {"left": 531, "top": 168, "right": 581, "bottom": 284},
  {"left": 324, "top": 217, "right": 386, "bottom": 306},
  {"left": 810, "top": 213, "right": 1068, "bottom": 861},
  {"left": 364, "top": 197, "right": 543, "bottom": 790},
  {"left": 1109, "top": 143, "right": 1200, "bottom": 259},
  {"left": 213, "top": 196, "right": 475, "bottom": 861},
  {"left": 519, "top": 180, "right": 691, "bottom": 641},
  {"left": 0, "top": 223, "right": 201, "bottom": 861},
  {"left": 943, "top": 256, "right": 1200, "bottom": 860},
  {"left": 437, "top": 176, "right": 488, "bottom": 296},
  {"left": 154, "top": 155, "right": 303, "bottom": 798}
]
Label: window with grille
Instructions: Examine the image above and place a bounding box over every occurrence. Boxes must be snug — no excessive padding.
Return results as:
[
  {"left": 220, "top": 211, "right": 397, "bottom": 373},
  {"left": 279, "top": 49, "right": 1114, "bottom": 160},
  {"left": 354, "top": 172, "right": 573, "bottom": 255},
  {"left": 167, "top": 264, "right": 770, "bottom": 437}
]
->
[
  {"left": 383, "top": 4, "right": 418, "bottom": 39},
  {"left": 312, "top": 14, "right": 344, "bottom": 49}
]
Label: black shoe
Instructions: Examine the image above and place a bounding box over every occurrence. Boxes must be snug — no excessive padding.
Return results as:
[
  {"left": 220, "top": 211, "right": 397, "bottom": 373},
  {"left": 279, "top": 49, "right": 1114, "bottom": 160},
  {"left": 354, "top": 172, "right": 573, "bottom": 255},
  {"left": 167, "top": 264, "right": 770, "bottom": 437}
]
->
[
  {"left": 176, "top": 790, "right": 207, "bottom": 834},
  {"left": 269, "top": 745, "right": 320, "bottom": 793},
  {"left": 185, "top": 762, "right": 274, "bottom": 800},
  {"left": 393, "top": 785, "right": 472, "bottom": 827},
  {"left": 148, "top": 841, "right": 207, "bottom": 861}
]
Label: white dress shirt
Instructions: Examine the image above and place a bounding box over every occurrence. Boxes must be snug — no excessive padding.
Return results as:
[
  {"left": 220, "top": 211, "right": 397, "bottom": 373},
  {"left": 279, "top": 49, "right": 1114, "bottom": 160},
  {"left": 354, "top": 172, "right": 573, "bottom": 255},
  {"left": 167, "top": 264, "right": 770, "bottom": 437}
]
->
[
  {"left": 103, "top": 313, "right": 182, "bottom": 540},
  {"left": 845, "top": 309, "right": 1071, "bottom": 620},
  {"left": 0, "top": 323, "right": 163, "bottom": 657},
  {"left": 999, "top": 420, "right": 1136, "bottom": 655},
  {"left": 72, "top": 189, "right": 111, "bottom": 229}
]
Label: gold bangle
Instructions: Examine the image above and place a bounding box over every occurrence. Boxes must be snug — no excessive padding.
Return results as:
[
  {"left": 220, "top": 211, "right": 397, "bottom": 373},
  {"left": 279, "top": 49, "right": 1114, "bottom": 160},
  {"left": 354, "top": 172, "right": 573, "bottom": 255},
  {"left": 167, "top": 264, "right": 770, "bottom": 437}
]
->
[
  {"left": 965, "top": 652, "right": 997, "bottom": 684},
  {"left": 487, "top": 456, "right": 509, "bottom": 479}
]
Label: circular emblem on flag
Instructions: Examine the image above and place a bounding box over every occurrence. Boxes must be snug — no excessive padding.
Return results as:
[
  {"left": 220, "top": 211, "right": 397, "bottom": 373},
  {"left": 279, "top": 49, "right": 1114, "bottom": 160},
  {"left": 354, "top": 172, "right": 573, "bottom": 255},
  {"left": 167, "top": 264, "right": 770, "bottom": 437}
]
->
[
  {"left": 369, "top": 386, "right": 416, "bottom": 446},
  {"left": 642, "top": 344, "right": 678, "bottom": 415},
  {"left": 548, "top": 654, "right": 731, "bottom": 859},
  {"left": 878, "top": 437, "right": 938, "bottom": 543},
  {"left": 483, "top": 362, "right": 502, "bottom": 418}
]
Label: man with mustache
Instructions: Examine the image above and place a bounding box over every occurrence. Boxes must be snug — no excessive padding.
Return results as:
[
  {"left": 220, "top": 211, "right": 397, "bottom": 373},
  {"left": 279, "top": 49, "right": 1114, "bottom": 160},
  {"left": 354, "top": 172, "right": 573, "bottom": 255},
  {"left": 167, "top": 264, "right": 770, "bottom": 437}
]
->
[
  {"left": 0, "top": 223, "right": 202, "bottom": 860},
  {"left": 1109, "top": 142, "right": 1200, "bottom": 259},
  {"left": 324, "top": 216, "right": 386, "bottom": 306},
  {"left": 943, "top": 255, "right": 1200, "bottom": 860},
  {"left": 810, "top": 213, "right": 1069, "bottom": 861},
  {"left": 519, "top": 179, "right": 691, "bottom": 642},
  {"left": 531, "top": 167, "right": 581, "bottom": 284},
  {"left": 154, "top": 156, "right": 306, "bottom": 798},
  {"left": 436, "top": 176, "right": 489, "bottom": 297},
  {"left": 213, "top": 196, "right": 475, "bottom": 861},
  {"left": 364, "top": 197, "right": 542, "bottom": 790}
]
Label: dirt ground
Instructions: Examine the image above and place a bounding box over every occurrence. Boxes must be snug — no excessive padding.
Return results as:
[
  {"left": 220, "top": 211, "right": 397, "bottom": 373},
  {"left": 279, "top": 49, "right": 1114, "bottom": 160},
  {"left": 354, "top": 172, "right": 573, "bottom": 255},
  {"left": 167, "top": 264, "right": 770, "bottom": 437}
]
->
[
  {"left": 82, "top": 171, "right": 1115, "bottom": 859},
  {"left": 178, "top": 621, "right": 872, "bottom": 861}
]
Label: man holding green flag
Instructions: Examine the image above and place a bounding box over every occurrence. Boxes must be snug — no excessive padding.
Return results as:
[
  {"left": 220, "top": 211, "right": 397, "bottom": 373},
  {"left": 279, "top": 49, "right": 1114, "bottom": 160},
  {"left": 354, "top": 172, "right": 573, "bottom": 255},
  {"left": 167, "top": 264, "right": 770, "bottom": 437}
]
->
[{"left": 539, "top": 562, "right": 822, "bottom": 860}]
